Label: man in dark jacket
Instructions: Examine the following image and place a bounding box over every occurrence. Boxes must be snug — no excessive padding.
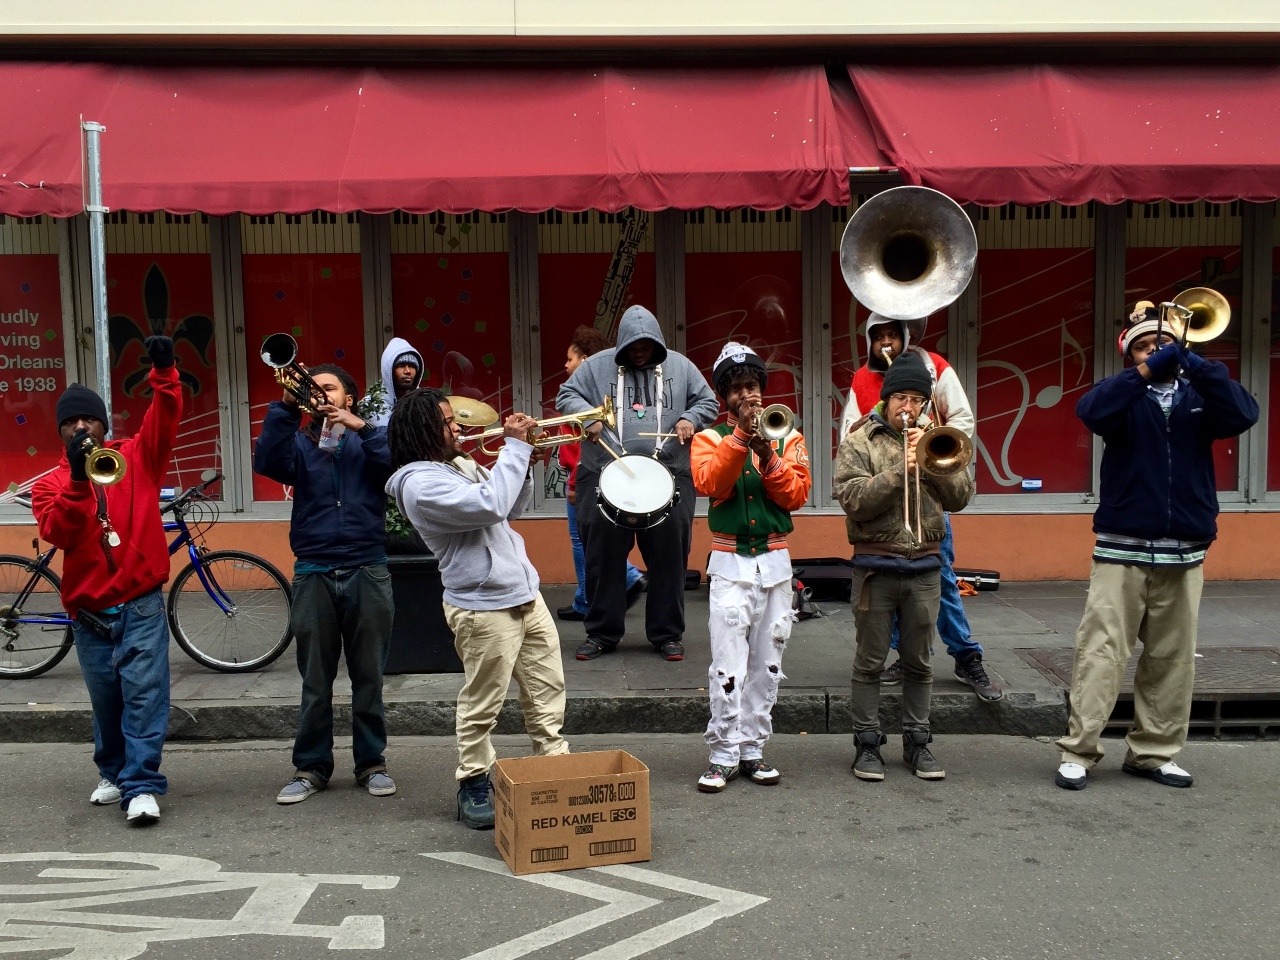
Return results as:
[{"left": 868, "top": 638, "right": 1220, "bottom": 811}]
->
[
  {"left": 253, "top": 363, "right": 396, "bottom": 805},
  {"left": 1054, "top": 301, "right": 1258, "bottom": 791}
]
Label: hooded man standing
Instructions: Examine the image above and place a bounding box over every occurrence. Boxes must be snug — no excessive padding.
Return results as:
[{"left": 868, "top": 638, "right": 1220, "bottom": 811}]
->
[
  {"left": 838, "top": 312, "right": 1000, "bottom": 702},
  {"left": 32, "top": 336, "right": 182, "bottom": 825},
  {"left": 362, "top": 337, "right": 425, "bottom": 428},
  {"left": 1053, "top": 301, "right": 1257, "bottom": 791},
  {"left": 556, "top": 306, "right": 719, "bottom": 662}
]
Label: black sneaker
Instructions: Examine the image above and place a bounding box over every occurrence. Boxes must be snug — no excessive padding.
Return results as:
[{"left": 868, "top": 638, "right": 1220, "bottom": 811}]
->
[
  {"left": 739, "top": 758, "right": 781, "bottom": 785},
  {"left": 659, "top": 640, "right": 685, "bottom": 661},
  {"left": 954, "top": 654, "right": 1004, "bottom": 702},
  {"left": 852, "top": 731, "right": 887, "bottom": 781},
  {"left": 902, "top": 730, "right": 945, "bottom": 780},
  {"left": 878, "top": 659, "right": 904, "bottom": 685},
  {"left": 575, "top": 639, "right": 611, "bottom": 661},
  {"left": 456, "top": 774, "right": 495, "bottom": 829},
  {"left": 557, "top": 605, "right": 587, "bottom": 622}
]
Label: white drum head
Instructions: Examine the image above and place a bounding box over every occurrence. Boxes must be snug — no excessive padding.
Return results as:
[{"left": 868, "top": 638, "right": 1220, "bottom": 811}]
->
[{"left": 599, "top": 456, "right": 673, "bottom": 513}]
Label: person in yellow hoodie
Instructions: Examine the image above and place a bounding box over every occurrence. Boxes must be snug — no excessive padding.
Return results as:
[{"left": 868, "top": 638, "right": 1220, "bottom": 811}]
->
[{"left": 690, "top": 342, "right": 811, "bottom": 792}]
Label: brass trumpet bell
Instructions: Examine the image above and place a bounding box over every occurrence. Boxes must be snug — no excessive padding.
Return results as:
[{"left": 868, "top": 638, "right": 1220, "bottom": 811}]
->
[
  {"left": 918, "top": 425, "right": 973, "bottom": 478},
  {"left": 758, "top": 404, "right": 795, "bottom": 441},
  {"left": 260, "top": 332, "right": 330, "bottom": 414},
  {"left": 1169, "top": 287, "right": 1231, "bottom": 344},
  {"left": 81, "top": 439, "right": 127, "bottom": 485},
  {"left": 447, "top": 396, "right": 499, "bottom": 428},
  {"left": 839, "top": 186, "right": 978, "bottom": 321}
]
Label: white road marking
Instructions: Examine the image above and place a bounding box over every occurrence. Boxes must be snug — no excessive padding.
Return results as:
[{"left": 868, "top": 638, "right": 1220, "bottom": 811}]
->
[{"left": 423, "top": 852, "right": 769, "bottom": 960}]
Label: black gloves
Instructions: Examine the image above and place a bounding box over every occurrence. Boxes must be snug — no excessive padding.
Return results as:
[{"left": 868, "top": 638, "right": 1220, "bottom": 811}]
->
[
  {"left": 1180, "top": 345, "right": 1209, "bottom": 376},
  {"left": 144, "top": 335, "right": 175, "bottom": 369},
  {"left": 1144, "top": 342, "right": 1182, "bottom": 381},
  {"left": 67, "top": 428, "right": 91, "bottom": 482}
]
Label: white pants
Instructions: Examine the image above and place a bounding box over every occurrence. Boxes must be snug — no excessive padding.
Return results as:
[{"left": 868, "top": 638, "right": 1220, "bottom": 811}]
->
[{"left": 704, "top": 565, "right": 794, "bottom": 765}]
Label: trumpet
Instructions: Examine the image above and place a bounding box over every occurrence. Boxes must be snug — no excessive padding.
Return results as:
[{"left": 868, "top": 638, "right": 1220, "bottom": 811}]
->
[
  {"left": 460, "top": 397, "right": 617, "bottom": 457},
  {"left": 260, "top": 333, "right": 330, "bottom": 414},
  {"left": 751, "top": 403, "right": 795, "bottom": 441},
  {"left": 76, "top": 436, "right": 127, "bottom": 485}
]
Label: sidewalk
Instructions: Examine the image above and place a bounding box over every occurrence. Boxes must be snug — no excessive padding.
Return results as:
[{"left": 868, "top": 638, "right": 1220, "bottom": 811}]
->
[{"left": 3, "top": 581, "right": 1279, "bottom": 743}]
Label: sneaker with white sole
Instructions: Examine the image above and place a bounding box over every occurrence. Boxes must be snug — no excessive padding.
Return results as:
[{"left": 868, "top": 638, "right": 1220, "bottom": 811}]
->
[
  {"left": 696, "top": 763, "right": 739, "bottom": 793},
  {"left": 125, "top": 794, "right": 160, "bottom": 823},
  {"left": 1055, "top": 761, "right": 1088, "bottom": 790},
  {"left": 739, "top": 758, "right": 781, "bottom": 785},
  {"left": 90, "top": 779, "right": 121, "bottom": 806},
  {"left": 277, "top": 777, "right": 323, "bottom": 805},
  {"left": 1122, "top": 760, "right": 1193, "bottom": 788},
  {"left": 361, "top": 772, "right": 397, "bottom": 797}
]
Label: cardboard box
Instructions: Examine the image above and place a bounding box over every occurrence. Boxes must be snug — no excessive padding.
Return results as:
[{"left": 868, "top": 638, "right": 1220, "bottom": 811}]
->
[{"left": 493, "top": 750, "right": 651, "bottom": 876}]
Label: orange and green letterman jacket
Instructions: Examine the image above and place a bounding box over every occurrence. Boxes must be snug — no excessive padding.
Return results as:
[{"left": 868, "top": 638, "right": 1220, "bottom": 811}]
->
[{"left": 690, "top": 416, "right": 812, "bottom": 555}]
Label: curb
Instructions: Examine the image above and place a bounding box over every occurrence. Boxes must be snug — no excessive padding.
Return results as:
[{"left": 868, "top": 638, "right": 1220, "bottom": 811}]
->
[{"left": 0, "top": 689, "right": 1069, "bottom": 744}]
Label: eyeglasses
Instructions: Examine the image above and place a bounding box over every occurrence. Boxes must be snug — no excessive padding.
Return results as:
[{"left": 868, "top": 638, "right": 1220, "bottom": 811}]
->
[{"left": 888, "top": 394, "right": 927, "bottom": 408}]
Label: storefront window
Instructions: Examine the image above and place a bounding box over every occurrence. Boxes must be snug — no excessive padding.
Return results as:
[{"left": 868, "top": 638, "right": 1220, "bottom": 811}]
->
[
  {"left": 1268, "top": 207, "right": 1280, "bottom": 491},
  {"left": 0, "top": 217, "right": 66, "bottom": 498},
  {"left": 536, "top": 209, "right": 656, "bottom": 498},
  {"left": 684, "top": 208, "right": 803, "bottom": 432},
  {"left": 1125, "top": 201, "right": 1243, "bottom": 492},
  {"left": 241, "top": 213, "right": 365, "bottom": 502}
]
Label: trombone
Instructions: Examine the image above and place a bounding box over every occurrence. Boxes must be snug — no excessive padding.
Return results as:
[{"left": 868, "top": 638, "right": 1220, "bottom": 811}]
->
[
  {"left": 901, "top": 411, "right": 973, "bottom": 544},
  {"left": 459, "top": 396, "right": 617, "bottom": 457},
  {"left": 260, "top": 333, "right": 331, "bottom": 414}
]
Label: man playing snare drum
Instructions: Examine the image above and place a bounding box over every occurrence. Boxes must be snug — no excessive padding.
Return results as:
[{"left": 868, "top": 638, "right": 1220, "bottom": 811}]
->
[
  {"left": 690, "top": 342, "right": 811, "bottom": 792},
  {"left": 556, "top": 306, "right": 718, "bottom": 662}
]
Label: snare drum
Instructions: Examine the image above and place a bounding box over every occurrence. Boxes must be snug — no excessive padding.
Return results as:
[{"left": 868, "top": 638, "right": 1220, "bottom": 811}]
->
[{"left": 597, "top": 455, "right": 678, "bottom": 530}]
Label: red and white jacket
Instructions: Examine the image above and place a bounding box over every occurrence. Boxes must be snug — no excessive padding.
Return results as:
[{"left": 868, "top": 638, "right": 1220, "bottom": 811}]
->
[{"left": 839, "top": 347, "right": 974, "bottom": 438}]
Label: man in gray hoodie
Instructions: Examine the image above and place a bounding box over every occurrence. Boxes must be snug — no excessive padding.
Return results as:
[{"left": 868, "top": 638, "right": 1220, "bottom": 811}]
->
[
  {"left": 362, "top": 337, "right": 425, "bottom": 428},
  {"left": 556, "top": 305, "right": 719, "bottom": 662},
  {"left": 385, "top": 387, "right": 569, "bottom": 830}
]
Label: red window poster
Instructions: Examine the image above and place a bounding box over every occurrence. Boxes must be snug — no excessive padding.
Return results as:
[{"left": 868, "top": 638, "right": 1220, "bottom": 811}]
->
[
  {"left": 243, "top": 253, "right": 365, "bottom": 502},
  {"left": 1125, "top": 246, "right": 1242, "bottom": 492},
  {"left": 685, "top": 252, "right": 803, "bottom": 413},
  {"left": 974, "top": 248, "right": 1095, "bottom": 495},
  {"left": 106, "top": 254, "right": 219, "bottom": 495},
  {"left": 0, "top": 254, "right": 66, "bottom": 497},
  {"left": 1270, "top": 247, "right": 1280, "bottom": 491}
]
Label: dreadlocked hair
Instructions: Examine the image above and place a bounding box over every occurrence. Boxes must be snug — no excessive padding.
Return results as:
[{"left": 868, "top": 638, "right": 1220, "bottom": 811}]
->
[
  {"left": 388, "top": 387, "right": 452, "bottom": 469},
  {"left": 715, "top": 364, "right": 766, "bottom": 402}
]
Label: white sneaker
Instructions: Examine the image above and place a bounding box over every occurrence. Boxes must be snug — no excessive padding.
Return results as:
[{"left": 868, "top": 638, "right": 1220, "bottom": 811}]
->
[
  {"left": 1055, "top": 762, "right": 1087, "bottom": 790},
  {"left": 90, "top": 779, "right": 122, "bottom": 806},
  {"left": 126, "top": 794, "right": 161, "bottom": 823},
  {"left": 1123, "top": 760, "right": 1193, "bottom": 788}
]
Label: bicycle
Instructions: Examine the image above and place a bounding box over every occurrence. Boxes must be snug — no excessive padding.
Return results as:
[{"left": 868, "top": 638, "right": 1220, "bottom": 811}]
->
[{"left": 0, "top": 470, "right": 293, "bottom": 679}]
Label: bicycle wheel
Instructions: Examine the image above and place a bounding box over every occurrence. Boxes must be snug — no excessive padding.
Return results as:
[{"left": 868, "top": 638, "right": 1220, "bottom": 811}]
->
[
  {"left": 167, "top": 550, "right": 293, "bottom": 673},
  {"left": 0, "top": 555, "right": 74, "bottom": 679}
]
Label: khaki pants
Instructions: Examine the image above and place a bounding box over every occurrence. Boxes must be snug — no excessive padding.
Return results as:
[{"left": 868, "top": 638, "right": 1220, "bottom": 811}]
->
[
  {"left": 1056, "top": 561, "right": 1202, "bottom": 769},
  {"left": 444, "top": 594, "right": 570, "bottom": 781}
]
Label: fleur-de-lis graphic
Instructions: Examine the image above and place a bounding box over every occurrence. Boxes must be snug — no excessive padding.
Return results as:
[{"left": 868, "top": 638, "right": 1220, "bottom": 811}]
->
[{"left": 108, "top": 261, "right": 215, "bottom": 396}]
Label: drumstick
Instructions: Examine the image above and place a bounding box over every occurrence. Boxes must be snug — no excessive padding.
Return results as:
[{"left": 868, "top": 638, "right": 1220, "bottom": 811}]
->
[{"left": 594, "top": 434, "right": 635, "bottom": 478}]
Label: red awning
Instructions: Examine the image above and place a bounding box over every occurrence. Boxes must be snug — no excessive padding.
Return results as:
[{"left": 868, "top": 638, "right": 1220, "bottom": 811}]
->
[
  {"left": 0, "top": 62, "right": 850, "bottom": 216},
  {"left": 847, "top": 65, "right": 1280, "bottom": 206}
]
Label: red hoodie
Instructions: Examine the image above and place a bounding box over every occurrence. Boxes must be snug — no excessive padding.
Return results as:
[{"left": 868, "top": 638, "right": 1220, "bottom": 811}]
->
[{"left": 32, "top": 365, "right": 184, "bottom": 617}]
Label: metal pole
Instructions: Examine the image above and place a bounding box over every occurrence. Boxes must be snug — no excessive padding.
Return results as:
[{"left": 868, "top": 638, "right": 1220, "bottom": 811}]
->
[{"left": 82, "top": 119, "right": 112, "bottom": 434}]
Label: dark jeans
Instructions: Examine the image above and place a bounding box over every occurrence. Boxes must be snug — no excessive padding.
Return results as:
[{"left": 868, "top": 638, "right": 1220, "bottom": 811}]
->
[
  {"left": 72, "top": 586, "right": 170, "bottom": 806},
  {"left": 576, "top": 468, "right": 694, "bottom": 649},
  {"left": 290, "top": 564, "right": 394, "bottom": 783}
]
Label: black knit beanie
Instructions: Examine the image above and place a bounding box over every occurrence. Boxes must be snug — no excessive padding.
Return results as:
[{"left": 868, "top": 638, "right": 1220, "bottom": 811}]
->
[
  {"left": 55, "top": 383, "right": 109, "bottom": 429},
  {"left": 879, "top": 351, "right": 933, "bottom": 401}
]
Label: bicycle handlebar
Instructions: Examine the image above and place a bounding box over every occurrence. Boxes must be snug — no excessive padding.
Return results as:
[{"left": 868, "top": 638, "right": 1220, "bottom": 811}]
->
[{"left": 161, "top": 471, "right": 224, "bottom": 515}]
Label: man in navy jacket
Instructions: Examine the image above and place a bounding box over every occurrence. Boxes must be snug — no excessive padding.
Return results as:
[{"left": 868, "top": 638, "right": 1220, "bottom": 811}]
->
[
  {"left": 253, "top": 363, "right": 396, "bottom": 805},
  {"left": 1054, "top": 301, "right": 1258, "bottom": 792}
]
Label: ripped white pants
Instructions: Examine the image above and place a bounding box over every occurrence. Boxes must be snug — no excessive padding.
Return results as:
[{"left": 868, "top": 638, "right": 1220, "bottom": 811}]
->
[{"left": 704, "top": 560, "right": 794, "bottom": 766}]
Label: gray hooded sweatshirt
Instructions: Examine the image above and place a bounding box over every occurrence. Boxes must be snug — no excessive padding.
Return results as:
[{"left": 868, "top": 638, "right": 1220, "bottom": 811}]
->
[
  {"left": 385, "top": 438, "right": 538, "bottom": 610},
  {"left": 556, "top": 305, "right": 718, "bottom": 477},
  {"left": 362, "top": 337, "right": 425, "bottom": 428}
]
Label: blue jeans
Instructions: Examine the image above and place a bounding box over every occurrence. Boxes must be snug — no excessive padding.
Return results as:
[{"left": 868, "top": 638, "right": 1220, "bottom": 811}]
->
[
  {"left": 72, "top": 586, "right": 170, "bottom": 806},
  {"left": 566, "top": 499, "right": 643, "bottom": 615},
  {"left": 890, "top": 513, "right": 983, "bottom": 661},
  {"left": 290, "top": 564, "right": 395, "bottom": 783}
]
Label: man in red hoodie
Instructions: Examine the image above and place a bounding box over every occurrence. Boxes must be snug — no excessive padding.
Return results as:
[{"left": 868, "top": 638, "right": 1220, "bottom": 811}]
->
[{"left": 32, "top": 336, "right": 183, "bottom": 825}]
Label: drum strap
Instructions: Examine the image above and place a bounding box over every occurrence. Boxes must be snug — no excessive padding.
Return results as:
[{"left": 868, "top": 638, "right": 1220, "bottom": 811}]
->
[{"left": 616, "top": 363, "right": 664, "bottom": 456}]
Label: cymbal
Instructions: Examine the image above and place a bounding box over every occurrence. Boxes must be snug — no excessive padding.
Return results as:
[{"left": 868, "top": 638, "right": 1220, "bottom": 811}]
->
[{"left": 447, "top": 395, "right": 499, "bottom": 428}]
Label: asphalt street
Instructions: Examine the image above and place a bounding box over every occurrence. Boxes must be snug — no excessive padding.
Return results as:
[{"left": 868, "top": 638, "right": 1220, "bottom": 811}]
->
[{"left": 1, "top": 733, "right": 1277, "bottom": 960}]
